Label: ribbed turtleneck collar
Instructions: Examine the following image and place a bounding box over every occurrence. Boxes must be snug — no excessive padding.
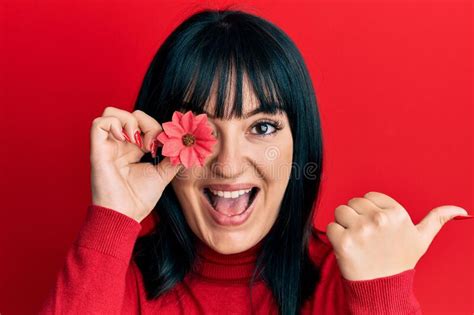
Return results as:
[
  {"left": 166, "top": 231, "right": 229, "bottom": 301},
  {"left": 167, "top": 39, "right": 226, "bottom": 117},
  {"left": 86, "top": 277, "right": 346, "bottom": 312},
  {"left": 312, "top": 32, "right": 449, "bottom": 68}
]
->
[{"left": 190, "top": 237, "right": 265, "bottom": 285}]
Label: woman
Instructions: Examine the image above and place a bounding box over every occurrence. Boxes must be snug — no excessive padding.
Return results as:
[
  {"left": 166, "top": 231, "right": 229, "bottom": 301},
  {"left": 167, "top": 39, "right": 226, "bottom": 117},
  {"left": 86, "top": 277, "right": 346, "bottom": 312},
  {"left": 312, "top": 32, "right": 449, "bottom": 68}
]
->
[{"left": 40, "top": 8, "right": 469, "bottom": 315}]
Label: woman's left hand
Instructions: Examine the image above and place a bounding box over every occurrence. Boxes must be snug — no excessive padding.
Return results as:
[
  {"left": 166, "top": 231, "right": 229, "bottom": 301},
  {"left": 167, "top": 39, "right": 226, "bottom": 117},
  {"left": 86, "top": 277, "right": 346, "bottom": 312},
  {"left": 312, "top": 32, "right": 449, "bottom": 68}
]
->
[{"left": 326, "top": 191, "right": 468, "bottom": 281}]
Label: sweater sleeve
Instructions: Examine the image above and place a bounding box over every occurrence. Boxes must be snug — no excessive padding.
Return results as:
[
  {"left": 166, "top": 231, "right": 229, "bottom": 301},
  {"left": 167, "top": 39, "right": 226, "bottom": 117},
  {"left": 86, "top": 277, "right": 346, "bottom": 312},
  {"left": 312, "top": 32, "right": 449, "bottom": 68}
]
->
[
  {"left": 340, "top": 269, "right": 422, "bottom": 315},
  {"left": 309, "top": 227, "right": 422, "bottom": 315},
  {"left": 38, "top": 205, "right": 143, "bottom": 315}
]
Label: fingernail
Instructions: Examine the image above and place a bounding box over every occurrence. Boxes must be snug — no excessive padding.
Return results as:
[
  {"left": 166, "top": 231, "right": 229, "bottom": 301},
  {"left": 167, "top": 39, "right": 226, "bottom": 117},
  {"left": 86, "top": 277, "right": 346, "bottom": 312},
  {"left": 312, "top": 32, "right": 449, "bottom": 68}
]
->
[
  {"left": 134, "top": 130, "right": 143, "bottom": 148},
  {"left": 122, "top": 129, "right": 131, "bottom": 142},
  {"left": 154, "top": 136, "right": 164, "bottom": 147},
  {"left": 453, "top": 215, "right": 474, "bottom": 220},
  {"left": 150, "top": 140, "right": 158, "bottom": 158}
]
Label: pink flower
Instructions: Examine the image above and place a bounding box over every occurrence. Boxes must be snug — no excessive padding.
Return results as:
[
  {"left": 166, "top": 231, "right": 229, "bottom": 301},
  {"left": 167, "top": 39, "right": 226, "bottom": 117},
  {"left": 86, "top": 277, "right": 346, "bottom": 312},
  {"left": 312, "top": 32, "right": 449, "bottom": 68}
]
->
[{"left": 156, "top": 111, "right": 217, "bottom": 168}]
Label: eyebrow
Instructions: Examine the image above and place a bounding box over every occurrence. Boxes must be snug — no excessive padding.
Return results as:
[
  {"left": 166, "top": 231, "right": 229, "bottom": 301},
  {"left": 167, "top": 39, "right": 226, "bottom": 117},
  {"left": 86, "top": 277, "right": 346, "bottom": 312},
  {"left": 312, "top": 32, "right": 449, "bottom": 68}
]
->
[{"left": 205, "top": 108, "right": 279, "bottom": 119}]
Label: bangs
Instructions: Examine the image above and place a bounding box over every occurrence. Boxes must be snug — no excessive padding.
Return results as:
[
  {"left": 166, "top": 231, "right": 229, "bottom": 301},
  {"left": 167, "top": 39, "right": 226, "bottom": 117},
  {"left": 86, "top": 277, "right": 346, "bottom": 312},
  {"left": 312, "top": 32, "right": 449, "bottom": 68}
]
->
[{"left": 172, "top": 18, "right": 289, "bottom": 119}]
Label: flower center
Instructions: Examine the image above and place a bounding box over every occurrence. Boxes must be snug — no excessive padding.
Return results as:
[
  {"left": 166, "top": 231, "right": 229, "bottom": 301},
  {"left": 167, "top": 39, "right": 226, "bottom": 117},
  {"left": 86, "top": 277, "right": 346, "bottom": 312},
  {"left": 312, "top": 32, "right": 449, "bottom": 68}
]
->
[{"left": 182, "top": 133, "right": 196, "bottom": 146}]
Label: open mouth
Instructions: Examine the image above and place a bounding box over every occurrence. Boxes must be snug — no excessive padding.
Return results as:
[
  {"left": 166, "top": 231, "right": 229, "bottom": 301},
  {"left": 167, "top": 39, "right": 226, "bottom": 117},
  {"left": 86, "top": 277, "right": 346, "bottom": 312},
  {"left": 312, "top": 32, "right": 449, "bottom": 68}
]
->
[{"left": 202, "top": 187, "right": 260, "bottom": 217}]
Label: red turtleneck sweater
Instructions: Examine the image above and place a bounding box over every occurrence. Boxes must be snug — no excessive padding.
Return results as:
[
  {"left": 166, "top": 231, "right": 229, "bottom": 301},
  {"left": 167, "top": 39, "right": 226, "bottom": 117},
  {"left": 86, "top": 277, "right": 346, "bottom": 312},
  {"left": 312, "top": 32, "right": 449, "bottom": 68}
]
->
[{"left": 39, "top": 205, "right": 422, "bottom": 314}]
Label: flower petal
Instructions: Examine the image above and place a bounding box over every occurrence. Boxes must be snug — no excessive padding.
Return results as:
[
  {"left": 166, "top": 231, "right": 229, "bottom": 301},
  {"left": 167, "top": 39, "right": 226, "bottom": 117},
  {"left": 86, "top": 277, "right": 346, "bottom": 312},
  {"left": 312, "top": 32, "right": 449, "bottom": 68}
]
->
[
  {"left": 179, "top": 146, "right": 200, "bottom": 168},
  {"left": 156, "top": 131, "right": 170, "bottom": 145},
  {"left": 180, "top": 111, "right": 194, "bottom": 132},
  {"left": 194, "top": 123, "right": 216, "bottom": 141},
  {"left": 162, "top": 121, "right": 185, "bottom": 138},
  {"left": 172, "top": 111, "right": 184, "bottom": 125},
  {"left": 190, "top": 113, "right": 207, "bottom": 133},
  {"left": 197, "top": 154, "right": 206, "bottom": 166},
  {"left": 196, "top": 138, "right": 217, "bottom": 151},
  {"left": 170, "top": 155, "right": 181, "bottom": 166},
  {"left": 162, "top": 138, "right": 184, "bottom": 157},
  {"left": 194, "top": 141, "right": 214, "bottom": 157}
]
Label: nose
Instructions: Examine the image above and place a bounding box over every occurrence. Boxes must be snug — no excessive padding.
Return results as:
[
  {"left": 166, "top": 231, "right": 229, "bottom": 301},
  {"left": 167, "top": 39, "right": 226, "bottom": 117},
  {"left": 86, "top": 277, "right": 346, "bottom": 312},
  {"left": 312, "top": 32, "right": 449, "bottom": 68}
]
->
[{"left": 210, "top": 128, "right": 247, "bottom": 178}]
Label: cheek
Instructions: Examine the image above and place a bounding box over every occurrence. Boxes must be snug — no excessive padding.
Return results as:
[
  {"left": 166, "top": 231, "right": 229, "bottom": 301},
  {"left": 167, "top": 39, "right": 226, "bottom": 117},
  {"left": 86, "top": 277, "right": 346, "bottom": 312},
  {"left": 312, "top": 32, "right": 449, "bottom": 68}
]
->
[
  {"left": 171, "top": 171, "right": 189, "bottom": 194},
  {"left": 253, "top": 140, "right": 292, "bottom": 217},
  {"left": 171, "top": 170, "right": 199, "bottom": 210},
  {"left": 254, "top": 139, "right": 293, "bottom": 182},
  {"left": 170, "top": 173, "right": 203, "bottom": 233}
]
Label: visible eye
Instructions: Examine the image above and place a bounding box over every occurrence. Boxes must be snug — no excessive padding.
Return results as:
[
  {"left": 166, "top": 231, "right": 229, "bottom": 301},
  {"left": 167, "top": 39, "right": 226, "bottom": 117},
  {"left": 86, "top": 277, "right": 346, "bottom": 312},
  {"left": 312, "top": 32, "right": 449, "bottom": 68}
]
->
[{"left": 250, "top": 120, "right": 283, "bottom": 137}]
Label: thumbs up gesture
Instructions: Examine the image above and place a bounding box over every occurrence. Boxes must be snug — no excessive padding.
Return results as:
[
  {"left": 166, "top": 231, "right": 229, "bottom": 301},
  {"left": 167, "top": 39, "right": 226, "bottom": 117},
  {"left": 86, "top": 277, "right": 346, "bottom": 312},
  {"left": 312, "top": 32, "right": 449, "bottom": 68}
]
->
[{"left": 326, "top": 191, "right": 470, "bottom": 281}]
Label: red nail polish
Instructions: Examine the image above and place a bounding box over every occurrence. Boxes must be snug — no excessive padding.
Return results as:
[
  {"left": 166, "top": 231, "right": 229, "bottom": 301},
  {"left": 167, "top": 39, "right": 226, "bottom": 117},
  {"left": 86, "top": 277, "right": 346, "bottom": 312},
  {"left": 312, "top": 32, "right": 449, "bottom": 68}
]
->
[
  {"left": 453, "top": 215, "right": 474, "bottom": 220},
  {"left": 134, "top": 130, "right": 143, "bottom": 147},
  {"left": 150, "top": 140, "right": 157, "bottom": 158},
  {"left": 155, "top": 134, "right": 164, "bottom": 147},
  {"left": 122, "top": 129, "right": 131, "bottom": 142}
]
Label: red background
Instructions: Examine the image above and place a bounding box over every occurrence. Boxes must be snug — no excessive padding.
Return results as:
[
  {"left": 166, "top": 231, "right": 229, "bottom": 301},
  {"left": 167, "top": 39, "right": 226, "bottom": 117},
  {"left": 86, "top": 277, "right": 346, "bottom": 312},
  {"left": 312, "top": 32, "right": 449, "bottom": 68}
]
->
[{"left": 1, "top": 0, "right": 472, "bottom": 314}]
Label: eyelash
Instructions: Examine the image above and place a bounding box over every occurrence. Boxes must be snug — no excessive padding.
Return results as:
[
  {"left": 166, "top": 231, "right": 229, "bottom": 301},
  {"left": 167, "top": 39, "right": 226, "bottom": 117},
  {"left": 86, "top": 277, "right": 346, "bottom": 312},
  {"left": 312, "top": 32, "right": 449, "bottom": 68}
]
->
[{"left": 250, "top": 119, "right": 283, "bottom": 137}]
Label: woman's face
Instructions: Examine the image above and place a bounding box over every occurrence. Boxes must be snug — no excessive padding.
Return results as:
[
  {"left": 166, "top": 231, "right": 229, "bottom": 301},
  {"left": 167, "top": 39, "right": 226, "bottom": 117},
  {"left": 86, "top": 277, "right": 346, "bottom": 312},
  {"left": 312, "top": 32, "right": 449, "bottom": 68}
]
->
[{"left": 171, "top": 77, "right": 293, "bottom": 254}]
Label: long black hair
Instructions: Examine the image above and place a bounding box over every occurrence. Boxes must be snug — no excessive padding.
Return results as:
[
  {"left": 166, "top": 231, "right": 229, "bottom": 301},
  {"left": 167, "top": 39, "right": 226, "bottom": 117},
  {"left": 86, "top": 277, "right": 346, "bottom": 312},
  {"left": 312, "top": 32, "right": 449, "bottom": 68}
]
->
[{"left": 132, "top": 8, "right": 324, "bottom": 315}]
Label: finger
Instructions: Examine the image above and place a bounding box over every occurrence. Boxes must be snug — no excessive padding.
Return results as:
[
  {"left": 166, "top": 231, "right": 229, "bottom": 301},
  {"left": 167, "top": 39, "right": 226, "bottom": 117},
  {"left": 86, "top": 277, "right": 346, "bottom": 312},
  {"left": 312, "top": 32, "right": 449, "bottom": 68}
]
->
[
  {"left": 347, "top": 197, "right": 379, "bottom": 215},
  {"left": 416, "top": 205, "right": 468, "bottom": 247},
  {"left": 326, "top": 221, "right": 346, "bottom": 248},
  {"left": 363, "top": 191, "right": 402, "bottom": 210},
  {"left": 91, "top": 116, "right": 127, "bottom": 145},
  {"left": 334, "top": 205, "right": 360, "bottom": 228},
  {"left": 132, "top": 110, "right": 163, "bottom": 156},
  {"left": 102, "top": 106, "right": 142, "bottom": 148},
  {"left": 154, "top": 156, "right": 185, "bottom": 186}
]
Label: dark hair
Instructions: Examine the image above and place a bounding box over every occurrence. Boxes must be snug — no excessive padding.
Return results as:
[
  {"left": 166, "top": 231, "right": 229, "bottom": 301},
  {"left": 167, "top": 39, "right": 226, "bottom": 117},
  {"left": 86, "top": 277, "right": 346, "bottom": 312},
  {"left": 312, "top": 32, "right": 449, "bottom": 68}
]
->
[{"left": 132, "top": 8, "right": 324, "bottom": 315}]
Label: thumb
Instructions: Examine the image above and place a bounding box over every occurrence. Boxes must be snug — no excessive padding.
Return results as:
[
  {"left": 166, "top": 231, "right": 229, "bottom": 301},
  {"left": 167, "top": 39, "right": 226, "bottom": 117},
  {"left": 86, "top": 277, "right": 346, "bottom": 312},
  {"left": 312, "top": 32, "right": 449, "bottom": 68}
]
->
[
  {"left": 416, "top": 205, "right": 468, "bottom": 246},
  {"left": 154, "top": 156, "right": 185, "bottom": 186}
]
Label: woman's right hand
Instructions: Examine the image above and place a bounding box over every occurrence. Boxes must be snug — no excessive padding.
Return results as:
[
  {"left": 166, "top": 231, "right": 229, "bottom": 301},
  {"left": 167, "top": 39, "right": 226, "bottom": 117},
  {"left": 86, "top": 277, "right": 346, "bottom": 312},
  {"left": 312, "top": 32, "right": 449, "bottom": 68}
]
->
[{"left": 89, "top": 106, "right": 184, "bottom": 223}]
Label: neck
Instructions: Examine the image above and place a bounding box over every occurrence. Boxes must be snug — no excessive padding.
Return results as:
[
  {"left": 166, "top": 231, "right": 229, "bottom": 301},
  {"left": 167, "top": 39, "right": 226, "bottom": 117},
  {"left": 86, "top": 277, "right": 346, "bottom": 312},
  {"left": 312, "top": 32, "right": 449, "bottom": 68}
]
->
[{"left": 191, "top": 237, "right": 265, "bottom": 284}]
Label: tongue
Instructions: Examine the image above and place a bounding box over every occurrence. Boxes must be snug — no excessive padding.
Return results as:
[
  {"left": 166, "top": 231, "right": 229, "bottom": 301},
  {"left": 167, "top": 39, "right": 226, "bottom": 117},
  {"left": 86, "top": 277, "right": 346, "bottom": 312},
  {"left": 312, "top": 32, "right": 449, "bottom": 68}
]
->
[{"left": 212, "top": 193, "right": 250, "bottom": 216}]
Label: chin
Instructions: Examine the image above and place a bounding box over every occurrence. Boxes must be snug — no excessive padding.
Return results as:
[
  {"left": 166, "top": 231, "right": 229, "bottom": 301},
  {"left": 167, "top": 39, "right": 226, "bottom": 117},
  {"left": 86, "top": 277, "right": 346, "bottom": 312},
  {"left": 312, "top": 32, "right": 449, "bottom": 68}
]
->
[{"left": 206, "top": 232, "right": 262, "bottom": 253}]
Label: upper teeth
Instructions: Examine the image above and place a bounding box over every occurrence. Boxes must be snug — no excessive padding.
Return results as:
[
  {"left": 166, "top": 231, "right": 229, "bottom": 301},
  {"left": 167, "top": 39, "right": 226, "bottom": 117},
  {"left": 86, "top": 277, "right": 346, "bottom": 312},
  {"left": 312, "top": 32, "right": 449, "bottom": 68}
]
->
[{"left": 209, "top": 188, "right": 252, "bottom": 199}]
